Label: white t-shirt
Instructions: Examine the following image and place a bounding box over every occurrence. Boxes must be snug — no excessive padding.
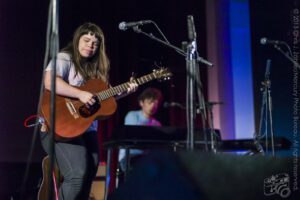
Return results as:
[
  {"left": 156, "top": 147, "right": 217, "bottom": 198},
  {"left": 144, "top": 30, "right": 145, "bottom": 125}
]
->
[
  {"left": 46, "top": 52, "right": 85, "bottom": 86},
  {"left": 46, "top": 52, "right": 98, "bottom": 132}
]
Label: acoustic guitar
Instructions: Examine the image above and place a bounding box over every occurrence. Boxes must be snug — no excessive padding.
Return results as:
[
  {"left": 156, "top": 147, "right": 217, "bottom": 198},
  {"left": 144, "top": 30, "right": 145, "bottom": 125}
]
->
[
  {"left": 41, "top": 68, "right": 172, "bottom": 139},
  {"left": 37, "top": 156, "right": 61, "bottom": 200}
]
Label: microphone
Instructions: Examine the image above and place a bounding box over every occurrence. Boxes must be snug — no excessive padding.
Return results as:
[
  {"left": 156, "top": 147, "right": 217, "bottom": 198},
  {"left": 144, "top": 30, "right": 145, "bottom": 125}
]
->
[
  {"left": 260, "top": 37, "right": 284, "bottom": 45},
  {"left": 118, "top": 20, "right": 152, "bottom": 31},
  {"left": 187, "top": 15, "right": 196, "bottom": 41}
]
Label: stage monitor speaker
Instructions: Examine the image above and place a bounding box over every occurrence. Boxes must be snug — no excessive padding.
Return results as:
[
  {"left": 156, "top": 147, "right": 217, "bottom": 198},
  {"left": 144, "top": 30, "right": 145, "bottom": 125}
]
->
[{"left": 108, "top": 151, "right": 298, "bottom": 200}]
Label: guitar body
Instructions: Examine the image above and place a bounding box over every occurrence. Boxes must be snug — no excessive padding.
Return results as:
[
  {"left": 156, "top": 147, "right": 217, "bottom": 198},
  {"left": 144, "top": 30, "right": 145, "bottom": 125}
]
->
[
  {"left": 37, "top": 156, "right": 61, "bottom": 200},
  {"left": 41, "top": 79, "right": 117, "bottom": 139}
]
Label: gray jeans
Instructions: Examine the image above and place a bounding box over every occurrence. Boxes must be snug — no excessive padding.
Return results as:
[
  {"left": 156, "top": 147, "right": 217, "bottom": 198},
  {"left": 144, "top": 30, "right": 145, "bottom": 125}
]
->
[{"left": 40, "top": 131, "right": 99, "bottom": 200}]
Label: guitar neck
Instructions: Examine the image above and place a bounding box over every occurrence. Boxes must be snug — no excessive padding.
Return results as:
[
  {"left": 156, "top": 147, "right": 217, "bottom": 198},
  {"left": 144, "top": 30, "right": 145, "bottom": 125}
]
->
[{"left": 96, "top": 73, "right": 157, "bottom": 101}]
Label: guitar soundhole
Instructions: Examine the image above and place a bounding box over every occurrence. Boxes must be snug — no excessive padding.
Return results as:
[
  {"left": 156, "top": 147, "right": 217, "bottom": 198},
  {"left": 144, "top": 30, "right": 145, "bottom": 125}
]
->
[{"left": 79, "top": 96, "right": 101, "bottom": 118}]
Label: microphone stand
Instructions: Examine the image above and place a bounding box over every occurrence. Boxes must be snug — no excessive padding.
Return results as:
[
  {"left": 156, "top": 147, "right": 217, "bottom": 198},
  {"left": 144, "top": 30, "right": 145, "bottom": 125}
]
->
[
  {"left": 186, "top": 40, "right": 196, "bottom": 151},
  {"left": 132, "top": 26, "right": 213, "bottom": 67},
  {"left": 186, "top": 15, "right": 210, "bottom": 152},
  {"left": 272, "top": 44, "right": 300, "bottom": 70},
  {"left": 48, "top": 0, "right": 60, "bottom": 199},
  {"left": 19, "top": 1, "right": 59, "bottom": 199},
  {"left": 257, "top": 59, "right": 275, "bottom": 156},
  {"left": 206, "top": 102, "right": 223, "bottom": 153}
]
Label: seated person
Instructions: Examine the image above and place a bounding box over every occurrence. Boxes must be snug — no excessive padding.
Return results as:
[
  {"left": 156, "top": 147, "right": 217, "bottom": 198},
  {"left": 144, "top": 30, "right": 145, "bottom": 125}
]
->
[{"left": 118, "top": 87, "right": 163, "bottom": 172}]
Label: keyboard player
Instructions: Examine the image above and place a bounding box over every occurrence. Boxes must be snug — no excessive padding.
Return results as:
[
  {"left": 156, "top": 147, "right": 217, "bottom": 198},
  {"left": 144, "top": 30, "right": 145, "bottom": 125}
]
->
[{"left": 118, "top": 87, "right": 163, "bottom": 173}]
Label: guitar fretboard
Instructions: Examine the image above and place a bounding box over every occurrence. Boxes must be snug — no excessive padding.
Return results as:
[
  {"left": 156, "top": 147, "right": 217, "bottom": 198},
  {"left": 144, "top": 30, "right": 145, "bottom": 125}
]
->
[{"left": 96, "top": 72, "right": 158, "bottom": 101}]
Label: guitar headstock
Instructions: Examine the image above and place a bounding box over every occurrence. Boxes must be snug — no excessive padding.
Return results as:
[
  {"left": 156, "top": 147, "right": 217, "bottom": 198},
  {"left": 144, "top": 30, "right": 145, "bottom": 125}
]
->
[{"left": 152, "top": 68, "right": 173, "bottom": 81}]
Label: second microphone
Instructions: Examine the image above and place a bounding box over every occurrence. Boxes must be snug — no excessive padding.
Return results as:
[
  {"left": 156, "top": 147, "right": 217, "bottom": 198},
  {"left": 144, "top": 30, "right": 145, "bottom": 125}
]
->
[{"left": 119, "top": 20, "right": 152, "bottom": 31}]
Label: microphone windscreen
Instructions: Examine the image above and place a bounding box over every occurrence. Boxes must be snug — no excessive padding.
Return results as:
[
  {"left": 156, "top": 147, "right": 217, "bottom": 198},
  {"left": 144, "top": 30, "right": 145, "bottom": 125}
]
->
[
  {"left": 118, "top": 22, "right": 126, "bottom": 30},
  {"left": 260, "top": 37, "right": 267, "bottom": 45}
]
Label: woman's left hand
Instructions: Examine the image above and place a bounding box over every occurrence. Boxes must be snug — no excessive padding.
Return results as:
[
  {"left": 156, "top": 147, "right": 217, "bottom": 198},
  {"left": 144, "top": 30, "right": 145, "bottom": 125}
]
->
[{"left": 127, "top": 77, "right": 138, "bottom": 93}]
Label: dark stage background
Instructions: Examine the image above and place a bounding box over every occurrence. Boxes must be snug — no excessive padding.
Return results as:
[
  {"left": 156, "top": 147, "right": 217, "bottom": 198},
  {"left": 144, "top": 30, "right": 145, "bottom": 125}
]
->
[{"left": 0, "top": 0, "right": 299, "bottom": 198}]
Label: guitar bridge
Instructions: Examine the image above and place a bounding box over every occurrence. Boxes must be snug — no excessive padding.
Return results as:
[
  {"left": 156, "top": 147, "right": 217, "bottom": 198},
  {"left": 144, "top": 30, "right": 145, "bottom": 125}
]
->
[{"left": 65, "top": 99, "right": 79, "bottom": 119}]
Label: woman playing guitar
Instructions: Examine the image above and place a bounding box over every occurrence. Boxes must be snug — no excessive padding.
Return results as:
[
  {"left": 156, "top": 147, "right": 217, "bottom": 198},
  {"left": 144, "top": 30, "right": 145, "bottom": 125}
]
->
[{"left": 40, "top": 22, "right": 138, "bottom": 200}]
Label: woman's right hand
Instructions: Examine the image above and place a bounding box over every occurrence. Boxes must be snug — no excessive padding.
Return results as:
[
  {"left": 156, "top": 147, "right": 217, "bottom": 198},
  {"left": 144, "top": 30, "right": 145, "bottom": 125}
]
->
[
  {"left": 77, "top": 90, "right": 96, "bottom": 105},
  {"left": 45, "top": 72, "right": 96, "bottom": 105}
]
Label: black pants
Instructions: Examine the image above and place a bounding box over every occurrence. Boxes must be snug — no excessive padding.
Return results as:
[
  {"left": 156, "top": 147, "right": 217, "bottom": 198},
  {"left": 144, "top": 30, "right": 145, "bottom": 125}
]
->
[{"left": 40, "top": 131, "right": 99, "bottom": 200}]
